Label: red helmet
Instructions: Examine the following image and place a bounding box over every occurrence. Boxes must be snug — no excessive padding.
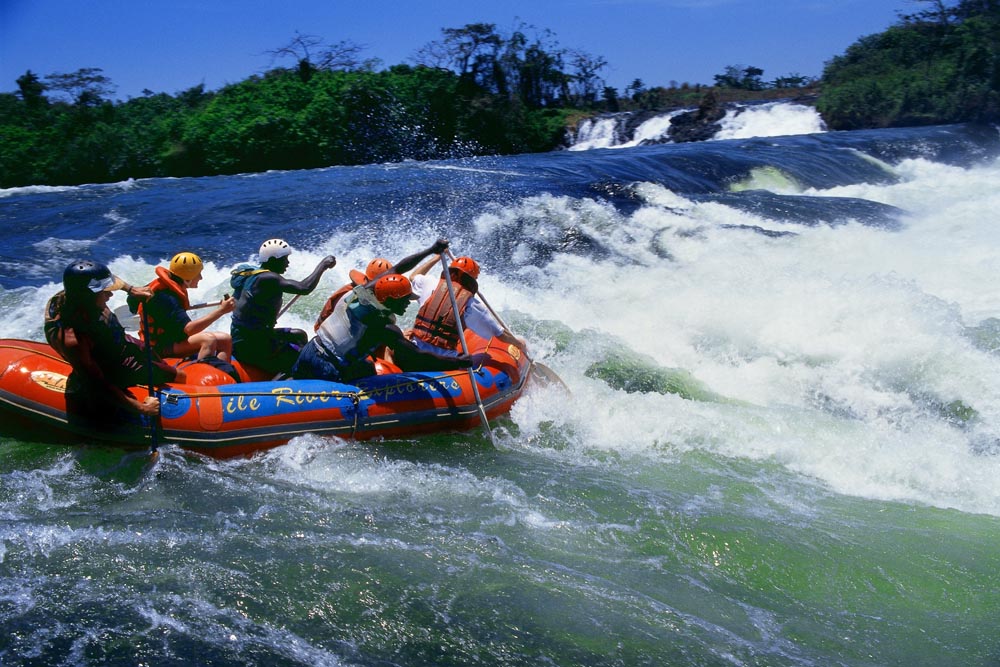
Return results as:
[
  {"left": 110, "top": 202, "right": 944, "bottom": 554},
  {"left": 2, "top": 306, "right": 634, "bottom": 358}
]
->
[
  {"left": 373, "top": 274, "right": 413, "bottom": 303},
  {"left": 450, "top": 256, "right": 480, "bottom": 279},
  {"left": 350, "top": 257, "right": 392, "bottom": 285}
]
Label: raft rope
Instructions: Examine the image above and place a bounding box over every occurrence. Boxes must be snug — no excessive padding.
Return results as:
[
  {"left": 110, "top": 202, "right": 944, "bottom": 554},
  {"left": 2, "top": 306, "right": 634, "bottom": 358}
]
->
[{"left": 158, "top": 371, "right": 461, "bottom": 403}]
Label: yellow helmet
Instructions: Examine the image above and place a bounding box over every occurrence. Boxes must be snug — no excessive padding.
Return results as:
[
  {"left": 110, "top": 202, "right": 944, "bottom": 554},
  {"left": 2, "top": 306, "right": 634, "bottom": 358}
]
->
[{"left": 169, "top": 251, "right": 203, "bottom": 281}]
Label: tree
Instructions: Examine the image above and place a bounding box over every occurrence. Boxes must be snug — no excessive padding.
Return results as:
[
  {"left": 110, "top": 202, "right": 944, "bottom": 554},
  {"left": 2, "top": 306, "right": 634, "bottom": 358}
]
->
[
  {"left": 602, "top": 86, "right": 620, "bottom": 111},
  {"left": 818, "top": 0, "right": 1000, "bottom": 128},
  {"left": 742, "top": 66, "right": 765, "bottom": 90},
  {"left": 625, "top": 79, "right": 645, "bottom": 101},
  {"left": 567, "top": 49, "right": 608, "bottom": 106},
  {"left": 44, "top": 67, "right": 116, "bottom": 105},
  {"left": 900, "top": 0, "right": 955, "bottom": 24},
  {"left": 16, "top": 70, "right": 47, "bottom": 106},
  {"left": 440, "top": 23, "right": 503, "bottom": 81},
  {"left": 413, "top": 21, "right": 577, "bottom": 108},
  {"left": 772, "top": 73, "right": 812, "bottom": 88},
  {"left": 266, "top": 32, "right": 367, "bottom": 81},
  {"left": 713, "top": 65, "right": 765, "bottom": 90}
]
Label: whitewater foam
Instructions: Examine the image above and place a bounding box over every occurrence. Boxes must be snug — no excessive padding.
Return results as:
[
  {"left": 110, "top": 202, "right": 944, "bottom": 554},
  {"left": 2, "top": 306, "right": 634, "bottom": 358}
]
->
[
  {"left": 713, "top": 102, "right": 826, "bottom": 140},
  {"left": 4, "top": 142, "right": 1000, "bottom": 517},
  {"left": 489, "top": 156, "right": 1000, "bottom": 516},
  {"left": 567, "top": 101, "right": 826, "bottom": 150}
]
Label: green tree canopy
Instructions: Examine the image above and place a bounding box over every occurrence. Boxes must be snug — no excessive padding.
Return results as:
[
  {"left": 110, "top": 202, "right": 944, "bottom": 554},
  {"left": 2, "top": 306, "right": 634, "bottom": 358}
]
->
[{"left": 818, "top": 0, "right": 1000, "bottom": 129}]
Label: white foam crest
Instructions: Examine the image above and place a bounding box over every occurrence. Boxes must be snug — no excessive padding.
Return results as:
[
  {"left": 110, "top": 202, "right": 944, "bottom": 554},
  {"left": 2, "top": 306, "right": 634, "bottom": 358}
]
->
[
  {"left": 616, "top": 112, "right": 680, "bottom": 148},
  {"left": 713, "top": 102, "right": 826, "bottom": 140},
  {"left": 264, "top": 435, "right": 579, "bottom": 530},
  {"left": 0, "top": 184, "right": 81, "bottom": 199},
  {"left": 1, "top": 283, "right": 60, "bottom": 339},
  {"left": 275, "top": 436, "right": 521, "bottom": 502},
  {"left": 1, "top": 523, "right": 144, "bottom": 559},
  {"left": 497, "top": 157, "right": 1000, "bottom": 515},
  {"left": 31, "top": 237, "right": 97, "bottom": 255},
  {"left": 0, "top": 457, "right": 79, "bottom": 519},
  {"left": 137, "top": 594, "right": 350, "bottom": 667},
  {"left": 568, "top": 117, "right": 621, "bottom": 151},
  {"left": 0, "top": 178, "right": 139, "bottom": 199},
  {"left": 803, "top": 157, "right": 1000, "bottom": 321}
]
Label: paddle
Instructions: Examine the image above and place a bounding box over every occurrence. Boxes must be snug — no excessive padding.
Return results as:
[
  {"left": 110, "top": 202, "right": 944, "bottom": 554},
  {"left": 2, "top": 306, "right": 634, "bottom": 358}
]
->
[
  {"left": 440, "top": 253, "right": 495, "bottom": 446},
  {"left": 138, "top": 306, "right": 160, "bottom": 453},
  {"left": 445, "top": 250, "right": 569, "bottom": 393},
  {"left": 277, "top": 293, "right": 301, "bottom": 318},
  {"left": 114, "top": 299, "right": 225, "bottom": 330}
]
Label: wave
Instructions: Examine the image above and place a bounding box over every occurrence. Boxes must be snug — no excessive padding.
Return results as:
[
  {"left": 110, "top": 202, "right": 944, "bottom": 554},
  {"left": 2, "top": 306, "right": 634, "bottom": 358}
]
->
[
  {"left": 0, "top": 178, "right": 139, "bottom": 199},
  {"left": 4, "top": 123, "right": 1000, "bottom": 515},
  {"left": 0, "top": 184, "right": 81, "bottom": 198}
]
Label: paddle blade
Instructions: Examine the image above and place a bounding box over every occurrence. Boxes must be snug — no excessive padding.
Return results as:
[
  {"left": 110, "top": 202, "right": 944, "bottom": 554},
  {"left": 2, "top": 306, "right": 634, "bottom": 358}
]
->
[
  {"left": 112, "top": 304, "right": 140, "bottom": 329},
  {"left": 530, "top": 362, "right": 570, "bottom": 393}
]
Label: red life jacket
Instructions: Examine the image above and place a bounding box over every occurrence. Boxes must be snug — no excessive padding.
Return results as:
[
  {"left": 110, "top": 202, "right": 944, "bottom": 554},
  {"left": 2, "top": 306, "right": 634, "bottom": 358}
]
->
[
  {"left": 410, "top": 273, "right": 478, "bottom": 350},
  {"left": 135, "top": 266, "right": 190, "bottom": 350}
]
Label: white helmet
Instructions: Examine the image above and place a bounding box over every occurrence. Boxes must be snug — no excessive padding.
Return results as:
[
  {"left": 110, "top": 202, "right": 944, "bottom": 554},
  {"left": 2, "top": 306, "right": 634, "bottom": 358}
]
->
[{"left": 259, "top": 238, "right": 291, "bottom": 262}]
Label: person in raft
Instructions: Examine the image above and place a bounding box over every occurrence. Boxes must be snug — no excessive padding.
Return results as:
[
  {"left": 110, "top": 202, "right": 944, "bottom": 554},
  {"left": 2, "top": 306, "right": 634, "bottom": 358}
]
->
[
  {"left": 292, "top": 273, "right": 478, "bottom": 383},
  {"left": 407, "top": 254, "right": 526, "bottom": 357},
  {"left": 129, "top": 251, "right": 236, "bottom": 362},
  {"left": 229, "top": 239, "right": 337, "bottom": 377},
  {"left": 43, "top": 259, "right": 183, "bottom": 429},
  {"left": 312, "top": 238, "right": 451, "bottom": 332}
]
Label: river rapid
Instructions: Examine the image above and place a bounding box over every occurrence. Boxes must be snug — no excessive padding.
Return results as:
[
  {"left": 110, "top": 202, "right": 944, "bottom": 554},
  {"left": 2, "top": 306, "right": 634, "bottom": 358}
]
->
[{"left": 2, "top": 105, "right": 1000, "bottom": 666}]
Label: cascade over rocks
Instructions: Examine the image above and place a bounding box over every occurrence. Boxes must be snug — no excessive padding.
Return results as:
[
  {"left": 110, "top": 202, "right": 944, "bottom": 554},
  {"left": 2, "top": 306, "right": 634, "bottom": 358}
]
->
[{"left": 665, "top": 92, "right": 728, "bottom": 144}]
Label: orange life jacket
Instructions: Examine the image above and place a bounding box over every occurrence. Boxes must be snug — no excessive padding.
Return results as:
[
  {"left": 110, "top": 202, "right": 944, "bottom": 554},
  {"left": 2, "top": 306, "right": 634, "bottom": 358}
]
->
[
  {"left": 410, "top": 273, "right": 478, "bottom": 350},
  {"left": 135, "top": 266, "right": 190, "bottom": 350}
]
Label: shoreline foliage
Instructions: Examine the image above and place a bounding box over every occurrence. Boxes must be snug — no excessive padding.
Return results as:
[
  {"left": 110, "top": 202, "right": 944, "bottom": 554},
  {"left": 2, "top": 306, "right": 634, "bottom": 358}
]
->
[
  {"left": 818, "top": 0, "right": 1000, "bottom": 129},
  {"left": 2, "top": 2, "right": 996, "bottom": 188}
]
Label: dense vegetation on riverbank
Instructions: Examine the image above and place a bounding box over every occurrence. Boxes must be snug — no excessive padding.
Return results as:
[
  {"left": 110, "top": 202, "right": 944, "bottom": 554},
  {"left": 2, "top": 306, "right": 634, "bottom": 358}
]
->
[
  {"left": 1, "top": 0, "right": 997, "bottom": 188},
  {"left": 818, "top": 0, "right": 1000, "bottom": 129},
  {"left": 0, "top": 64, "right": 581, "bottom": 187}
]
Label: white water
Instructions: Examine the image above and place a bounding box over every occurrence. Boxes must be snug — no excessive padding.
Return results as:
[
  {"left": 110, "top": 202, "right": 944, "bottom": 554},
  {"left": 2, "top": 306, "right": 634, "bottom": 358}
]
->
[
  {"left": 714, "top": 102, "right": 826, "bottom": 140},
  {"left": 568, "top": 101, "right": 826, "bottom": 149},
  {"left": 567, "top": 116, "right": 622, "bottom": 151},
  {"left": 471, "top": 156, "right": 1000, "bottom": 517},
  {"left": 5, "top": 151, "right": 1000, "bottom": 519}
]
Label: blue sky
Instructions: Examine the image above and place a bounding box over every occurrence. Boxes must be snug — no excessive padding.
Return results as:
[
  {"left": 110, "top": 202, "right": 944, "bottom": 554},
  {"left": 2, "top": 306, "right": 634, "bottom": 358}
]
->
[{"left": 1, "top": 0, "right": 909, "bottom": 100}]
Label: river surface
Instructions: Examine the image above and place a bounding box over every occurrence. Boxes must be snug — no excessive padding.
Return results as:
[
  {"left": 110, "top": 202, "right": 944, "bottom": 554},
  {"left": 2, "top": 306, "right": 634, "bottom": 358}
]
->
[{"left": 2, "top": 106, "right": 1000, "bottom": 666}]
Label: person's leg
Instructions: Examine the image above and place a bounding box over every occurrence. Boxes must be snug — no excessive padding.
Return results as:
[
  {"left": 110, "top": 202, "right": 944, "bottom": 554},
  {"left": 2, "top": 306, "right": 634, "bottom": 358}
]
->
[{"left": 291, "top": 339, "right": 343, "bottom": 381}]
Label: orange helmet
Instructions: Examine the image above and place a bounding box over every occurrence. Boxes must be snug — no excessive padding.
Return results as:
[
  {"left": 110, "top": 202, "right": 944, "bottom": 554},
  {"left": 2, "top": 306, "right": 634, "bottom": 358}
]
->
[
  {"left": 373, "top": 274, "right": 414, "bottom": 303},
  {"left": 350, "top": 257, "right": 392, "bottom": 285},
  {"left": 450, "top": 256, "right": 480, "bottom": 279}
]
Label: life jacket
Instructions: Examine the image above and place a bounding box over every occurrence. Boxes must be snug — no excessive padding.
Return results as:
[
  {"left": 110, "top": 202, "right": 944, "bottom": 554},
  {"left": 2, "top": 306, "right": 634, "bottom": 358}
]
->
[
  {"left": 132, "top": 266, "right": 190, "bottom": 351},
  {"left": 315, "top": 293, "right": 392, "bottom": 373},
  {"left": 44, "top": 290, "right": 150, "bottom": 387},
  {"left": 411, "top": 273, "right": 478, "bottom": 350},
  {"left": 229, "top": 264, "right": 274, "bottom": 331},
  {"left": 314, "top": 283, "right": 354, "bottom": 332},
  {"left": 44, "top": 291, "right": 72, "bottom": 360},
  {"left": 230, "top": 264, "right": 268, "bottom": 299}
]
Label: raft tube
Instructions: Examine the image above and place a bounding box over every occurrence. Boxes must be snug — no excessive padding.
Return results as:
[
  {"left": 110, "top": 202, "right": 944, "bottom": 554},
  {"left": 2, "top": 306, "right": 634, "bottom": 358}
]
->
[{"left": 0, "top": 334, "right": 529, "bottom": 457}]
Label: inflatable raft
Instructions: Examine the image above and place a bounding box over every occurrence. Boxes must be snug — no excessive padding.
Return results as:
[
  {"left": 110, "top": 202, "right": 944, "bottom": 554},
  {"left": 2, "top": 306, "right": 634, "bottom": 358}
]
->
[{"left": 0, "top": 333, "right": 529, "bottom": 457}]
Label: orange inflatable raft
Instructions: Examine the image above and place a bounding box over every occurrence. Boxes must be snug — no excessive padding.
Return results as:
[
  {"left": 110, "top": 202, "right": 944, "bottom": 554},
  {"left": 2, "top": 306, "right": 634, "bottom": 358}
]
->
[{"left": 0, "top": 333, "right": 529, "bottom": 457}]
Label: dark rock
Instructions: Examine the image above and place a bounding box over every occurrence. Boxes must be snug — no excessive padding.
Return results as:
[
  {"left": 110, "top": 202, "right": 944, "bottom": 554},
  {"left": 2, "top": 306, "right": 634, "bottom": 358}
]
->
[{"left": 667, "top": 91, "right": 727, "bottom": 143}]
